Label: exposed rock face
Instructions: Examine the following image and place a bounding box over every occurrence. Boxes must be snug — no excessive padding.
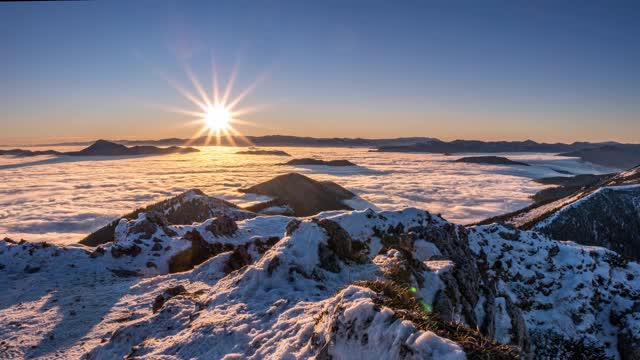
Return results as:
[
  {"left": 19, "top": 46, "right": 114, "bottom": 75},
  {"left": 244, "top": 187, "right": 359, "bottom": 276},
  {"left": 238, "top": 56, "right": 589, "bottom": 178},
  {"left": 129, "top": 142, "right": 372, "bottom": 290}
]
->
[
  {"left": 204, "top": 215, "right": 238, "bottom": 236},
  {"left": 80, "top": 189, "right": 254, "bottom": 246},
  {"left": 240, "top": 173, "right": 356, "bottom": 216},
  {"left": 454, "top": 156, "right": 529, "bottom": 166},
  {"left": 469, "top": 223, "right": 640, "bottom": 358},
  {"left": 168, "top": 230, "right": 216, "bottom": 273},
  {"left": 152, "top": 285, "right": 188, "bottom": 313},
  {"left": 283, "top": 158, "right": 357, "bottom": 166}
]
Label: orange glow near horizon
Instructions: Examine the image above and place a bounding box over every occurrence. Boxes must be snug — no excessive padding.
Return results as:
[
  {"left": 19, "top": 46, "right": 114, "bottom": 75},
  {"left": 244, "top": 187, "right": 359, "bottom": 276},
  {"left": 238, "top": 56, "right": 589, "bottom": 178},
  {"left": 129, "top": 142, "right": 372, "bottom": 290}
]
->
[{"left": 160, "top": 58, "right": 262, "bottom": 147}]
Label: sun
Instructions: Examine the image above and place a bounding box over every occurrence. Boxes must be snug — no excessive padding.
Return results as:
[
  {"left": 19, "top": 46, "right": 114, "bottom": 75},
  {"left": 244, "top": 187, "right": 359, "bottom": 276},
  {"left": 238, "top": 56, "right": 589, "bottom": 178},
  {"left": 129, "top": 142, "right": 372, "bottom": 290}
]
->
[
  {"left": 204, "top": 105, "right": 231, "bottom": 131},
  {"left": 159, "top": 57, "right": 265, "bottom": 146}
]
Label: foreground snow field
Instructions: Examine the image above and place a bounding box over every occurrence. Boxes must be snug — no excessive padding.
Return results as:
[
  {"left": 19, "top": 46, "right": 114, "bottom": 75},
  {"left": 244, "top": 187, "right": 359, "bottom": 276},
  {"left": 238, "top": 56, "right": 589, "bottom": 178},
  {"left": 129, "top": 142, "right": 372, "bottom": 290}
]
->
[{"left": 1, "top": 195, "right": 638, "bottom": 358}]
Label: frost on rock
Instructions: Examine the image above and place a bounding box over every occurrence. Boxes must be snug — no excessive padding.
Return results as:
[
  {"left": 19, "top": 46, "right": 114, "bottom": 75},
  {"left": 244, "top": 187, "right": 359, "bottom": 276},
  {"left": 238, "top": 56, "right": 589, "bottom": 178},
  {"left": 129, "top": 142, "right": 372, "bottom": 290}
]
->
[
  {"left": 80, "top": 188, "right": 256, "bottom": 247},
  {"left": 469, "top": 224, "right": 640, "bottom": 359}
]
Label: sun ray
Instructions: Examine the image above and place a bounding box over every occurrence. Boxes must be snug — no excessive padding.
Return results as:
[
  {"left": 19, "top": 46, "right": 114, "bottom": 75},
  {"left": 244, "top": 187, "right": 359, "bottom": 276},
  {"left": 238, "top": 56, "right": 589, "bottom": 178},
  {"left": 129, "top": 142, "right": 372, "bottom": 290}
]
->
[
  {"left": 222, "top": 127, "right": 237, "bottom": 147},
  {"left": 221, "top": 62, "right": 239, "bottom": 106},
  {"left": 211, "top": 56, "right": 220, "bottom": 105},
  {"left": 229, "top": 104, "right": 271, "bottom": 118},
  {"left": 185, "top": 125, "right": 210, "bottom": 146},
  {"left": 226, "top": 125, "right": 254, "bottom": 146},
  {"left": 226, "top": 76, "right": 260, "bottom": 110},
  {"left": 184, "top": 63, "right": 212, "bottom": 109},
  {"left": 157, "top": 71, "right": 209, "bottom": 111},
  {"left": 154, "top": 105, "right": 206, "bottom": 118}
]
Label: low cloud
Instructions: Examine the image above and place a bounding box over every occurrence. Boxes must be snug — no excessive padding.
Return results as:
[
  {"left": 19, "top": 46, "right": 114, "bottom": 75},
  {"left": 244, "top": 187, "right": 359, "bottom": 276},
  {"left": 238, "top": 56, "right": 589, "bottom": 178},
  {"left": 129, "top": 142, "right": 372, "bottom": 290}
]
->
[{"left": 0, "top": 147, "right": 612, "bottom": 244}]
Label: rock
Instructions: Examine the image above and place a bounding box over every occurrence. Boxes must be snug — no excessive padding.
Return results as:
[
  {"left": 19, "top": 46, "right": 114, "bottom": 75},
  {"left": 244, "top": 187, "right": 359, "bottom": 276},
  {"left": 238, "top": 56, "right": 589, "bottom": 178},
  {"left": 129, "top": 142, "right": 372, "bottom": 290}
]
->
[
  {"left": 315, "top": 219, "right": 353, "bottom": 260},
  {"left": 80, "top": 190, "right": 252, "bottom": 247},
  {"left": 109, "top": 268, "right": 142, "bottom": 278},
  {"left": 152, "top": 285, "right": 188, "bottom": 313},
  {"left": 205, "top": 215, "right": 238, "bottom": 236},
  {"left": 223, "top": 246, "right": 252, "bottom": 274},
  {"left": 168, "top": 230, "right": 214, "bottom": 273},
  {"left": 285, "top": 220, "right": 301, "bottom": 236},
  {"left": 24, "top": 265, "right": 40, "bottom": 273},
  {"left": 110, "top": 244, "right": 141, "bottom": 258}
]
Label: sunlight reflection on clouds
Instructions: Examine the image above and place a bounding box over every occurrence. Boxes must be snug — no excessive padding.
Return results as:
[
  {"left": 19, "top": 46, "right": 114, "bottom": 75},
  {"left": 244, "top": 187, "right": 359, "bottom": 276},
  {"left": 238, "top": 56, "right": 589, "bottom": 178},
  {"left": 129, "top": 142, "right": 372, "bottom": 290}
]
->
[{"left": 0, "top": 146, "right": 614, "bottom": 244}]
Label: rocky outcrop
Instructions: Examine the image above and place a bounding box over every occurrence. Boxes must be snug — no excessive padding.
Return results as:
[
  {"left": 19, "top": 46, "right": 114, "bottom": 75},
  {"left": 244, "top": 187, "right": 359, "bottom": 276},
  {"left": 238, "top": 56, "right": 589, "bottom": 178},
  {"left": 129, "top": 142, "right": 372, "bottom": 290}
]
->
[
  {"left": 80, "top": 189, "right": 254, "bottom": 247},
  {"left": 469, "top": 223, "right": 640, "bottom": 358}
]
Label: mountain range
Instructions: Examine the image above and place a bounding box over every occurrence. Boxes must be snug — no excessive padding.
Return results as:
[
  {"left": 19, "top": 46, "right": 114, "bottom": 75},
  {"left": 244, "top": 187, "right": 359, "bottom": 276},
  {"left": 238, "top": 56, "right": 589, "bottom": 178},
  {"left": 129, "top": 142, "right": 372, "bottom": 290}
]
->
[
  {"left": 0, "top": 140, "right": 198, "bottom": 157},
  {"left": 10, "top": 137, "right": 638, "bottom": 170}
]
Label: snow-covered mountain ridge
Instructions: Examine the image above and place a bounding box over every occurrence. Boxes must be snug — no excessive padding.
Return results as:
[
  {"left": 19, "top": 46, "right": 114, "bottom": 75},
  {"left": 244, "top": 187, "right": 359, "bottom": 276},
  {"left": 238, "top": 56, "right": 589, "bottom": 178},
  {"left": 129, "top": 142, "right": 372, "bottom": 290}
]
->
[
  {"left": 2, "top": 191, "right": 639, "bottom": 359},
  {"left": 480, "top": 165, "right": 640, "bottom": 262}
]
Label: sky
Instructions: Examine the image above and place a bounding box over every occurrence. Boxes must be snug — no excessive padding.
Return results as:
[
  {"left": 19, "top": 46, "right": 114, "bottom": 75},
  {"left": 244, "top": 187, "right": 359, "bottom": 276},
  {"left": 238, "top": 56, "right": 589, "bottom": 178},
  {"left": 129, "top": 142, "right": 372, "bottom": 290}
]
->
[{"left": 1, "top": 0, "right": 639, "bottom": 145}]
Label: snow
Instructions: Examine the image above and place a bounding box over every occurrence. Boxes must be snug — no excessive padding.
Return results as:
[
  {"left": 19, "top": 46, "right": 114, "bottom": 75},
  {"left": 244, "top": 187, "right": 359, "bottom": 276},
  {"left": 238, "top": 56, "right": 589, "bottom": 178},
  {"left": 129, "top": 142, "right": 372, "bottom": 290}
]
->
[
  {"left": 259, "top": 205, "right": 293, "bottom": 214},
  {"left": 533, "top": 184, "right": 640, "bottom": 230},
  {"left": 468, "top": 224, "right": 640, "bottom": 358},
  {"left": 0, "top": 208, "right": 472, "bottom": 359},
  {"left": 2, "top": 204, "right": 639, "bottom": 358},
  {"left": 413, "top": 240, "right": 442, "bottom": 261}
]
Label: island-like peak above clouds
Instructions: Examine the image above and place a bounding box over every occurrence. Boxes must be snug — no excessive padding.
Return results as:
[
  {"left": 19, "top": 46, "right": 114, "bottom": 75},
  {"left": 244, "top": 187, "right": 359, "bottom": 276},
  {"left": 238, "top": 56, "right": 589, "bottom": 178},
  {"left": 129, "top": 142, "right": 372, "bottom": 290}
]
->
[
  {"left": 283, "top": 158, "right": 358, "bottom": 167},
  {"left": 454, "top": 156, "right": 529, "bottom": 166},
  {"left": 64, "top": 140, "right": 199, "bottom": 156},
  {"left": 239, "top": 173, "right": 367, "bottom": 216}
]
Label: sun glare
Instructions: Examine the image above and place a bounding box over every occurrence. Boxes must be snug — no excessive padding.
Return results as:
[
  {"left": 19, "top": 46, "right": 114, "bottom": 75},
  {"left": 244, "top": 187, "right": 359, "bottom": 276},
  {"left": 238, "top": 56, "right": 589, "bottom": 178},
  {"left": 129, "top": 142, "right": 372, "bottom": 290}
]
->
[
  {"left": 205, "top": 105, "right": 231, "bottom": 131},
  {"left": 159, "top": 57, "right": 265, "bottom": 146}
]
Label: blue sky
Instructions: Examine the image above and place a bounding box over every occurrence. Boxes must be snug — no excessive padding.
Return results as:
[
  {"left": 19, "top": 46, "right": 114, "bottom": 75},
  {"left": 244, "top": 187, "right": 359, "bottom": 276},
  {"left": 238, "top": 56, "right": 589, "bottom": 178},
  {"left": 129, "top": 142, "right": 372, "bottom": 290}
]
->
[{"left": 1, "top": 0, "right": 639, "bottom": 144}]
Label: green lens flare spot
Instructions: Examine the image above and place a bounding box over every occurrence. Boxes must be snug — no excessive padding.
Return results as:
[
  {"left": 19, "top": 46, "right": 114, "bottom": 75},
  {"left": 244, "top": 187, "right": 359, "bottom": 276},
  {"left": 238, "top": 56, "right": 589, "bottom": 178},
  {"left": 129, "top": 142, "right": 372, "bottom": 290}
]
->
[
  {"left": 409, "top": 287, "right": 417, "bottom": 293},
  {"left": 419, "top": 300, "right": 433, "bottom": 312}
]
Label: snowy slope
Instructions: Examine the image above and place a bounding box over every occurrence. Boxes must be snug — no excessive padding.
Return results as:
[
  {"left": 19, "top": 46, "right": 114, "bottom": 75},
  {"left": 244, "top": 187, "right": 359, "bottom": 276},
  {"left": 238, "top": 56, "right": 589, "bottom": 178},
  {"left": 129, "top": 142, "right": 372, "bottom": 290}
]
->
[
  {"left": 1, "top": 204, "right": 639, "bottom": 359},
  {"left": 484, "top": 166, "right": 640, "bottom": 262},
  {"left": 469, "top": 224, "right": 640, "bottom": 358}
]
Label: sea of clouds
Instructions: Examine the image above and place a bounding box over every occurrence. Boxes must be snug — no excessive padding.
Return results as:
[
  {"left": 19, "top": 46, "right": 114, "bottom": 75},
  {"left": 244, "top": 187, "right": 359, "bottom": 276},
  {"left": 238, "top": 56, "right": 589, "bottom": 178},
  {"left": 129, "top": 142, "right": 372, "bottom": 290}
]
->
[{"left": 0, "top": 146, "right": 615, "bottom": 244}]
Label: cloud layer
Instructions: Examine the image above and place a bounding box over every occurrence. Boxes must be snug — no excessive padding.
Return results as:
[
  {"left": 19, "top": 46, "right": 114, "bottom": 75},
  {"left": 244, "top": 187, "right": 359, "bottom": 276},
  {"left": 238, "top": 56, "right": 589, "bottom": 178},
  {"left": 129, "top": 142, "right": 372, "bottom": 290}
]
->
[{"left": 0, "top": 146, "right": 615, "bottom": 244}]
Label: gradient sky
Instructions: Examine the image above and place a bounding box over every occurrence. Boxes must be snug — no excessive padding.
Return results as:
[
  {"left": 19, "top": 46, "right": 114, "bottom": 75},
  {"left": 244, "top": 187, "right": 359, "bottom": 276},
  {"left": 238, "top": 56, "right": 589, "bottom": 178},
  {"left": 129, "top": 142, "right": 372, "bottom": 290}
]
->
[{"left": 1, "top": 0, "right": 639, "bottom": 145}]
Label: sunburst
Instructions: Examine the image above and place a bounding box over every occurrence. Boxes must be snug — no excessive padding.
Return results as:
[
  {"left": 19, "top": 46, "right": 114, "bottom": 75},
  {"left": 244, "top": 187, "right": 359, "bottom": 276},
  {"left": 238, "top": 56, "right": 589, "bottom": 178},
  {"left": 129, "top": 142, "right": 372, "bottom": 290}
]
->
[{"left": 161, "top": 57, "right": 264, "bottom": 146}]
